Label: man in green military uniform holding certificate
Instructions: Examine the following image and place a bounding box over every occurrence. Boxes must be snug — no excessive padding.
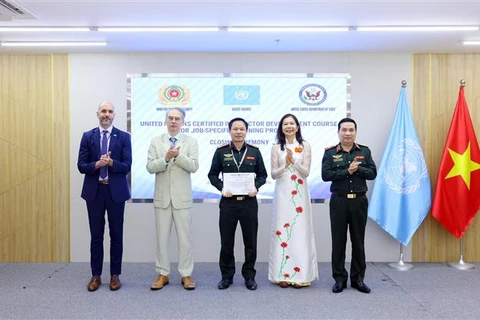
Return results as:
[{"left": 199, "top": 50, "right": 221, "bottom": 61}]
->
[{"left": 208, "top": 117, "right": 268, "bottom": 291}]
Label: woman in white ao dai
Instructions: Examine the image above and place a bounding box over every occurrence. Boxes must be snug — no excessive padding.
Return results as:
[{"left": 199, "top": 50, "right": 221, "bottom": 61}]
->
[{"left": 268, "top": 114, "right": 318, "bottom": 288}]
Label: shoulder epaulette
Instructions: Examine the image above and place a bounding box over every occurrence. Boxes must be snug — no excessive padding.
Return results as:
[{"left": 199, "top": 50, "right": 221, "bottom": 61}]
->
[
  {"left": 246, "top": 143, "right": 259, "bottom": 149},
  {"left": 217, "top": 143, "right": 229, "bottom": 149},
  {"left": 324, "top": 145, "right": 336, "bottom": 151},
  {"left": 356, "top": 143, "right": 369, "bottom": 149}
]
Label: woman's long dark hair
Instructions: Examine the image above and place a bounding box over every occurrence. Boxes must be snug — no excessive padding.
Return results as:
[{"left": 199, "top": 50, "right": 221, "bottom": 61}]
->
[{"left": 276, "top": 113, "right": 304, "bottom": 151}]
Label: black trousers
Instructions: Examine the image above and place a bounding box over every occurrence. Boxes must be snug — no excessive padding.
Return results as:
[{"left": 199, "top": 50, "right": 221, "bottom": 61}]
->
[
  {"left": 218, "top": 196, "right": 258, "bottom": 280},
  {"left": 86, "top": 184, "right": 125, "bottom": 276},
  {"left": 329, "top": 194, "right": 368, "bottom": 283}
]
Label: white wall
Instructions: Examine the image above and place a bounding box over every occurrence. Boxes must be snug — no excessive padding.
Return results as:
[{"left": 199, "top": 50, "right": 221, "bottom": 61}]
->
[{"left": 70, "top": 52, "right": 412, "bottom": 265}]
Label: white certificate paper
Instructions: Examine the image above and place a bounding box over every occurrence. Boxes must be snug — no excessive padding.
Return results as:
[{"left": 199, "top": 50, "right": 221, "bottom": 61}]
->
[{"left": 223, "top": 172, "right": 255, "bottom": 195}]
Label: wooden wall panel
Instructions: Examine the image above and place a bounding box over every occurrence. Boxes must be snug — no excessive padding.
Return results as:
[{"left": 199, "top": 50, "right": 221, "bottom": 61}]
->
[
  {"left": 0, "top": 54, "right": 69, "bottom": 262},
  {"left": 411, "top": 53, "right": 433, "bottom": 261},
  {"left": 412, "top": 53, "right": 480, "bottom": 262},
  {"left": 52, "top": 54, "right": 70, "bottom": 261}
]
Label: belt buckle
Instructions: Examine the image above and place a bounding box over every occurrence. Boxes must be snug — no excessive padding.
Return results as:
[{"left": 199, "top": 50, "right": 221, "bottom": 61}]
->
[
  {"left": 347, "top": 193, "right": 356, "bottom": 199},
  {"left": 236, "top": 196, "right": 245, "bottom": 201}
]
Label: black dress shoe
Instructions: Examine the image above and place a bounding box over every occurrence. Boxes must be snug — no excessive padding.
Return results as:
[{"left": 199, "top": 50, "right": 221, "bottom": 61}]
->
[
  {"left": 351, "top": 281, "right": 371, "bottom": 294},
  {"left": 218, "top": 278, "right": 233, "bottom": 290},
  {"left": 332, "top": 280, "right": 347, "bottom": 293},
  {"left": 245, "top": 278, "right": 257, "bottom": 290}
]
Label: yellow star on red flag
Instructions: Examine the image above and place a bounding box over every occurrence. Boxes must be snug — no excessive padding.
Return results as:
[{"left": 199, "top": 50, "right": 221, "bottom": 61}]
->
[{"left": 445, "top": 142, "right": 480, "bottom": 189}]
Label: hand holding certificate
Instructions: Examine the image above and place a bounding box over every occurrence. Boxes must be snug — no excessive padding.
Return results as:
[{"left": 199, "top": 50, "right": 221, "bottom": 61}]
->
[{"left": 223, "top": 172, "right": 255, "bottom": 195}]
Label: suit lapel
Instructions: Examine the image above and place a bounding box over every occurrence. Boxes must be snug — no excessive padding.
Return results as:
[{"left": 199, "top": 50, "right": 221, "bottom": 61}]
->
[
  {"left": 162, "top": 133, "right": 170, "bottom": 149},
  {"left": 175, "top": 133, "right": 183, "bottom": 148},
  {"left": 92, "top": 128, "right": 101, "bottom": 159},
  {"left": 109, "top": 127, "right": 119, "bottom": 153}
]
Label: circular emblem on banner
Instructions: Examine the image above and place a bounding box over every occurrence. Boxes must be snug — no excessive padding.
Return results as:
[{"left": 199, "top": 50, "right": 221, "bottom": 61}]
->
[
  {"left": 234, "top": 90, "right": 250, "bottom": 101},
  {"left": 384, "top": 138, "right": 429, "bottom": 194},
  {"left": 299, "top": 84, "right": 327, "bottom": 106},
  {"left": 159, "top": 85, "right": 191, "bottom": 105}
]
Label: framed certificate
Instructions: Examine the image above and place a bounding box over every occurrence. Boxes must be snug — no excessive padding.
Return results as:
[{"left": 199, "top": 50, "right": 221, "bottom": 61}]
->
[{"left": 223, "top": 172, "right": 255, "bottom": 195}]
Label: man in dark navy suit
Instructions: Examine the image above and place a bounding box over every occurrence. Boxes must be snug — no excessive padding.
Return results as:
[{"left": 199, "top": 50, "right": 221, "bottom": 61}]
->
[{"left": 77, "top": 101, "right": 132, "bottom": 292}]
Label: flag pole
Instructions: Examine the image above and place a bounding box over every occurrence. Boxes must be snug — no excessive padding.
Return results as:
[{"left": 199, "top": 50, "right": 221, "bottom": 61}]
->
[
  {"left": 448, "top": 236, "right": 474, "bottom": 270},
  {"left": 388, "top": 80, "right": 416, "bottom": 270},
  {"left": 389, "top": 243, "right": 414, "bottom": 270}
]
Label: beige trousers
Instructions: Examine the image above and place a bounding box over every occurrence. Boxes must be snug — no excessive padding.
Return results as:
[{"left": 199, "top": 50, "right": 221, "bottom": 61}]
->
[{"left": 154, "top": 205, "right": 194, "bottom": 277}]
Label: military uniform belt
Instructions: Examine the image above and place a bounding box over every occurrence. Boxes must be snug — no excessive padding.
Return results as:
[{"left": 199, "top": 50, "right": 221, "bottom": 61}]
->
[
  {"left": 333, "top": 192, "right": 366, "bottom": 199},
  {"left": 223, "top": 196, "right": 247, "bottom": 201}
]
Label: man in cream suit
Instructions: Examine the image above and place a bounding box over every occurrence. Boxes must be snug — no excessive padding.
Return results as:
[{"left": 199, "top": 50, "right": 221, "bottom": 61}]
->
[{"left": 146, "top": 107, "right": 199, "bottom": 290}]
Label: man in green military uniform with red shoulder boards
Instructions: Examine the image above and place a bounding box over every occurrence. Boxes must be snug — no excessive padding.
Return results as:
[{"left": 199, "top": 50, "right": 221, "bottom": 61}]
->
[
  {"left": 208, "top": 117, "right": 267, "bottom": 291},
  {"left": 322, "top": 117, "right": 377, "bottom": 294}
]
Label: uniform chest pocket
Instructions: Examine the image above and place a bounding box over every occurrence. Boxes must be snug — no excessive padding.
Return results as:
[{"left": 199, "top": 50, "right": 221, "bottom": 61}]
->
[
  {"left": 245, "top": 160, "right": 257, "bottom": 167},
  {"left": 332, "top": 158, "right": 347, "bottom": 168},
  {"left": 222, "top": 162, "right": 233, "bottom": 168}
]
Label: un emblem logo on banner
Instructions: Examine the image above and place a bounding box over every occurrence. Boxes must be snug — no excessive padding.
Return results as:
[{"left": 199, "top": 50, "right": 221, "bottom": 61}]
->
[
  {"left": 384, "top": 138, "right": 429, "bottom": 195},
  {"left": 234, "top": 90, "right": 250, "bottom": 101},
  {"left": 223, "top": 85, "right": 260, "bottom": 105}
]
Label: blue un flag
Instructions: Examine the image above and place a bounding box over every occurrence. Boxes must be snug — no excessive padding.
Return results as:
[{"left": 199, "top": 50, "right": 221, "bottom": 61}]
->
[
  {"left": 223, "top": 85, "right": 260, "bottom": 105},
  {"left": 368, "top": 86, "right": 431, "bottom": 246}
]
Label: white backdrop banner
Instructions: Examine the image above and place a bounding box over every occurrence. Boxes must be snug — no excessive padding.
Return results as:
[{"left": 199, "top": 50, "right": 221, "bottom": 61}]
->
[{"left": 129, "top": 73, "right": 349, "bottom": 201}]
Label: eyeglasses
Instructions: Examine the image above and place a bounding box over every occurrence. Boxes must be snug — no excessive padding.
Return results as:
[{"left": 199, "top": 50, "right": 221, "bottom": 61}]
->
[{"left": 167, "top": 116, "right": 182, "bottom": 122}]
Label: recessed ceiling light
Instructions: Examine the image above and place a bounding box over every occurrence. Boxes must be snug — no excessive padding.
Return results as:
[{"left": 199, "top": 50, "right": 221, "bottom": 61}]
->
[
  {"left": 97, "top": 27, "right": 220, "bottom": 32},
  {"left": 0, "top": 27, "right": 91, "bottom": 32},
  {"left": 0, "top": 41, "right": 108, "bottom": 47},
  {"left": 357, "top": 26, "right": 479, "bottom": 31},
  {"left": 227, "top": 27, "right": 350, "bottom": 32},
  {"left": 461, "top": 40, "right": 480, "bottom": 45}
]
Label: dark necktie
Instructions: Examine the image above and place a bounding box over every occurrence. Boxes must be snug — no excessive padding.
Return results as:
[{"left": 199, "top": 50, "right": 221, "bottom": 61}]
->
[
  {"left": 100, "top": 130, "right": 108, "bottom": 179},
  {"left": 169, "top": 137, "right": 177, "bottom": 147}
]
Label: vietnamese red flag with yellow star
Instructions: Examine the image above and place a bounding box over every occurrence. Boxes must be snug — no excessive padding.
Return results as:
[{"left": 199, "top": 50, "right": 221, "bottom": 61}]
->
[{"left": 432, "top": 86, "right": 480, "bottom": 238}]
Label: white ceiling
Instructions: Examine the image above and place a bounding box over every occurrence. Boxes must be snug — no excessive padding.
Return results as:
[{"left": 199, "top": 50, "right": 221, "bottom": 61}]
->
[{"left": 1, "top": 0, "right": 480, "bottom": 53}]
